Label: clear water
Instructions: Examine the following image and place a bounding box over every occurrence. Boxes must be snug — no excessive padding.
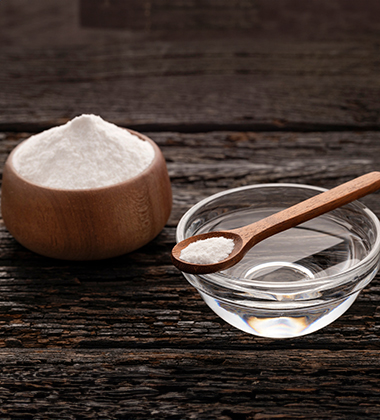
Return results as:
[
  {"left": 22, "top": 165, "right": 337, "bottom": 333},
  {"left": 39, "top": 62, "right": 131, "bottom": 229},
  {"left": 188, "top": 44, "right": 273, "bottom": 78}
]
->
[
  {"left": 197, "top": 207, "right": 368, "bottom": 283},
  {"left": 192, "top": 207, "right": 374, "bottom": 338}
]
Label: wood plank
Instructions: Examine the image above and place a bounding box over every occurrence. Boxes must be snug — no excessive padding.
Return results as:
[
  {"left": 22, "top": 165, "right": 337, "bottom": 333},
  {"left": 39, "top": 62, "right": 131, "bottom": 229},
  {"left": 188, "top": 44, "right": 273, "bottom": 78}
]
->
[
  {"left": 0, "top": 348, "right": 379, "bottom": 419},
  {"left": 0, "top": 130, "right": 380, "bottom": 353},
  {"left": 1, "top": 2, "right": 380, "bottom": 129},
  {"left": 2, "top": 39, "right": 380, "bottom": 130},
  {"left": 3, "top": 130, "right": 380, "bottom": 213},
  {"left": 2, "top": 2, "right": 380, "bottom": 417},
  {"left": 2, "top": 0, "right": 380, "bottom": 43}
]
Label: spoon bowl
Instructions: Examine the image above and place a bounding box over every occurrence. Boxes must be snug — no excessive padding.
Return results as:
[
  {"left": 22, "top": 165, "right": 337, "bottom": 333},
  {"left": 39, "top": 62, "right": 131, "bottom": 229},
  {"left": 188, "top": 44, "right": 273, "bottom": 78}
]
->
[{"left": 171, "top": 231, "right": 244, "bottom": 274}]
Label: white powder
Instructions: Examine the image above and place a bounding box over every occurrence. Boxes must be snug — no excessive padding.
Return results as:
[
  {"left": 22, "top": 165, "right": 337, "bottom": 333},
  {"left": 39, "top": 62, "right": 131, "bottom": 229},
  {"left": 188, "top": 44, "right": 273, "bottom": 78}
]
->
[
  {"left": 13, "top": 114, "right": 155, "bottom": 189},
  {"left": 180, "top": 236, "right": 235, "bottom": 265}
]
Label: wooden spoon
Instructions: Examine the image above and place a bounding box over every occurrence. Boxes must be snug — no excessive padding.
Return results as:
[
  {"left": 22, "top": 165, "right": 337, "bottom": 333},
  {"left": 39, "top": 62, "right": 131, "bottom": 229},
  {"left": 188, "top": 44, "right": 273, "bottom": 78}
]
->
[{"left": 172, "top": 172, "right": 380, "bottom": 275}]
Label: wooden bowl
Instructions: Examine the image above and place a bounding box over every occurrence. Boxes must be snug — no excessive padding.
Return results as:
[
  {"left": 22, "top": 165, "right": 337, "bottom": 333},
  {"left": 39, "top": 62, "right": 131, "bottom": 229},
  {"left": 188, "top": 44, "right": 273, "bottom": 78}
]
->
[{"left": 1, "top": 130, "right": 172, "bottom": 260}]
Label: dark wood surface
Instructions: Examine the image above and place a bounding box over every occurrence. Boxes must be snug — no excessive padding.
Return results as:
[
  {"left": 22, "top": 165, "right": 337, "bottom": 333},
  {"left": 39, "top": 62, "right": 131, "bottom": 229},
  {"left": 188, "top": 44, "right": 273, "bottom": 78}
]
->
[{"left": 1, "top": 1, "right": 380, "bottom": 419}]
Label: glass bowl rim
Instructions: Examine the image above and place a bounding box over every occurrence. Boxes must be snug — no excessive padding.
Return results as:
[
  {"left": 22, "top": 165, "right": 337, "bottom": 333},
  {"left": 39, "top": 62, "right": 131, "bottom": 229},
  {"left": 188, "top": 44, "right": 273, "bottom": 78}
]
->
[{"left": 176, "top": 182, "right": 380, "bottom": 292}]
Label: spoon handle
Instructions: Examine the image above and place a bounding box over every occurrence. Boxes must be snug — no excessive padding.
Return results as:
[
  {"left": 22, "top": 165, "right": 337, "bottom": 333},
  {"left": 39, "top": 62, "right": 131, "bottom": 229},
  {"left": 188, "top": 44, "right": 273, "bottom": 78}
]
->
[{"left": 236, "top": 171, "right": 380, "bottom": 248}]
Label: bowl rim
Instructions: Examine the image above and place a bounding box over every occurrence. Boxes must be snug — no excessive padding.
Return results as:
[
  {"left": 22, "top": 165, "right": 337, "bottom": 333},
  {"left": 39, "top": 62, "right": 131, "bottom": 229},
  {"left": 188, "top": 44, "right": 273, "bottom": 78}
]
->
[
  {"left": 6, "top": 129, "right": 161, "bottom": 193},
  {"left": 176, "top": 182, "right": 380, "bottom": 291}
]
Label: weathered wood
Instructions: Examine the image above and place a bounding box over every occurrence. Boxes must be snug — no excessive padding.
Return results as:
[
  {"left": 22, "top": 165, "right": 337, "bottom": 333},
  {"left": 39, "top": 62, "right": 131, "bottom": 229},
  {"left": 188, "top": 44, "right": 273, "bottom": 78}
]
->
[
  {"left": 1, "top": 1, "right": 380, "bottom": 130},
  {"left": 0, "top": 349, "right": 380, "bottom": 419},
  {"left": 2, "top": 0, "right": 380, "bottom": 42},
  {"left": 3, "top": 130, "right": 380, "bottom": 220},
  {"left": 0, "top": 138, "right": 379, "bottom": 416},
  {"left": 2, "top": 2, "right": 380, "bottom": 417},
  {"left": 2, "top": 39, "right": 380, "bottom": 131},
  {"left": 0, "top": 131, "right": 380, "bottom": 353}
]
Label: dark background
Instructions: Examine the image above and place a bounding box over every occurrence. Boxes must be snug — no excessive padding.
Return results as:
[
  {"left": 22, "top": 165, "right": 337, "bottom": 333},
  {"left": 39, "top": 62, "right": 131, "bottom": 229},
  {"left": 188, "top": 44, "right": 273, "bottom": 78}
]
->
[{"left": 1, "top": 1, "right": 380, "bottom": 419}]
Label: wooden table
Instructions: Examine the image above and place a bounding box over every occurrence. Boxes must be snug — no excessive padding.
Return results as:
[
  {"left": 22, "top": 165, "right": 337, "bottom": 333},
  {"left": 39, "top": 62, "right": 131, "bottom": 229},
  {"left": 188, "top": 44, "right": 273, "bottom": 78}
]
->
[{"left": 1, "top": 1, "right": 380, "bottom": 418}]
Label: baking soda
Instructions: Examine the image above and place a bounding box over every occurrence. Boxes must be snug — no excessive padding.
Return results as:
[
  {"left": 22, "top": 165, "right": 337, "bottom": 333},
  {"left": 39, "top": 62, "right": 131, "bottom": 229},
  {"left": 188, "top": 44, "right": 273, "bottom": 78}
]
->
[
  {"left": 180, "top": 237, "right": 235, "bottom": 265},
  {"left": 13, "top": 114, "right": 155, "bottom": 189}
]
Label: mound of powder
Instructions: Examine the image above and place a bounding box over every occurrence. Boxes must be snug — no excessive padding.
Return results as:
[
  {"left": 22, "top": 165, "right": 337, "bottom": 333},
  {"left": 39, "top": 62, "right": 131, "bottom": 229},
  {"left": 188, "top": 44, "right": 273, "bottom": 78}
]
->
[
  {"left": 13, "top": 114, "right": 155, "bottom": 189},
  {"left": 180, "top": 237, "right": 235, "bottom": 265}
]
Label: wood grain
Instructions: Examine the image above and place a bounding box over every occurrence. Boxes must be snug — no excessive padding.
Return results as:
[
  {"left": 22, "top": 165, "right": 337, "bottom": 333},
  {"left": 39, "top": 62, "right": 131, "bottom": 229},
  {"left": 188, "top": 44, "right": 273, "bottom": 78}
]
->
[
  {"left": 0, "top": 130, "right": 380, "bottom": 417},
  {"left": 0, "top": 349, "right": 380, "bottom": 419},
  {"left": 0, "top": 131, "right": 380, "bottom": 349},
  {"left": 2, "top": 40, "right": 380, "bottom": 131},
  {"left": 1, "top": 1, "right": 380, "bottom": 131},
  {"left": 1, "top": 1, "right": 380, "bottom": 417}
]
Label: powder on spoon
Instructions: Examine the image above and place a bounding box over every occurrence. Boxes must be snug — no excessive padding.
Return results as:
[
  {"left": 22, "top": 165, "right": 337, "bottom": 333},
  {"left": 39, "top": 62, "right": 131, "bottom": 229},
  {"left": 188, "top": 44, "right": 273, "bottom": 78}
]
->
[
  {"left": 13, "top": 114, "right": 155, "bottom": 190},
  {"left": 180, "top": 236, "right": 235, "bottom": 265}
]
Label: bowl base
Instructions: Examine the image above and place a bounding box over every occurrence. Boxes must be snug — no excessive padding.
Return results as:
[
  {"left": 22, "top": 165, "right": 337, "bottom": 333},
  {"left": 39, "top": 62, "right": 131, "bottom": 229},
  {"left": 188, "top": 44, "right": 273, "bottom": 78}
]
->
[{"left": 200, "top": 291, "right": 359, "bottom": 338}]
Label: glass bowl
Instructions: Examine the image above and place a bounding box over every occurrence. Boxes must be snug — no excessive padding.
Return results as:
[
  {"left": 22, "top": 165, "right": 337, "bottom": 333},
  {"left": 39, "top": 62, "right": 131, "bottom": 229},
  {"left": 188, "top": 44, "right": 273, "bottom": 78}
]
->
[{"left": 176, "top": 184, "right": 380, "bottom": 338}]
